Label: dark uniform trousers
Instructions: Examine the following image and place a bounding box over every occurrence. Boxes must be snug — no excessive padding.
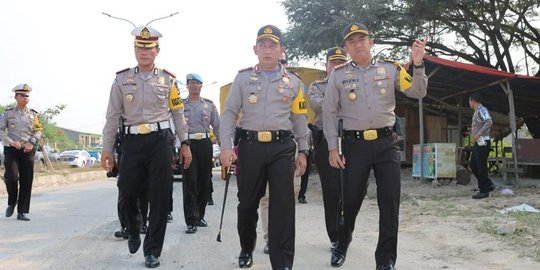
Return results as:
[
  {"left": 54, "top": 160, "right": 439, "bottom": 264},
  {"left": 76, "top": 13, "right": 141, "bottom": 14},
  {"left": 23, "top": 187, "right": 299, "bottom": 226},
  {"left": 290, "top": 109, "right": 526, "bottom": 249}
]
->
[
  {"left": 313, "top": 132, "right": 341, "bottom": 243},
  {"left": 297, "top": 149, "right": 312, "bottom": 200},
  {"left": 470, "top": 140, "right": 494, "bottom": 193},
  {"left": 182, "top": 138, "right": 213, "bottom": 225},
  {"left": 338, "top": 131, "right": 401, "bottom": 266},
  {"left": 118, "top": 187, "right": 149, "bottom": 229},
  {"left": 118, "top": 129, "right": 174, "bottom": 257},
  {"left": 3, "top": 146, "right": 35, "bottom": 214},
  {"left": 237, "top": 137, "right": 296, "bottom": 269}
]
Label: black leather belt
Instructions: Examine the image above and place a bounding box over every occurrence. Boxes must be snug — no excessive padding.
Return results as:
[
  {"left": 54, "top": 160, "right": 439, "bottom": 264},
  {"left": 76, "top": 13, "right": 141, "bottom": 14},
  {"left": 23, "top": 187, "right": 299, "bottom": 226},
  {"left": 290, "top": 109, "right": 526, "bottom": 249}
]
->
[
  {"left": 344, "top": 127, "right": 392, "bottom": 141},
  {"left": 240, "top": 129, "right": 292, "bottom": 143}
]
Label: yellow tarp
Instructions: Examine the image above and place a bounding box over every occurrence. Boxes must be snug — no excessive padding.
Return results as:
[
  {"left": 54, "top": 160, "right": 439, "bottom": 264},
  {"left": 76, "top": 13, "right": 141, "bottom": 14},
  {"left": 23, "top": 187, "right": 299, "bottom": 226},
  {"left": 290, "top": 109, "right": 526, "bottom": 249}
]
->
[{"left": 219, "top": 67, "right": 326, "bottom": 124}]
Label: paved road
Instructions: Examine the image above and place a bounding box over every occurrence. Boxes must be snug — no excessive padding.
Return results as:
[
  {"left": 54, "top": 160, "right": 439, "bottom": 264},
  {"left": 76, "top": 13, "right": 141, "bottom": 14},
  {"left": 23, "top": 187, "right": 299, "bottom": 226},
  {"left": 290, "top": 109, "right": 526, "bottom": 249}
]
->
[{"left": 0, "top": 169, "right": 373, "bottom": 270}]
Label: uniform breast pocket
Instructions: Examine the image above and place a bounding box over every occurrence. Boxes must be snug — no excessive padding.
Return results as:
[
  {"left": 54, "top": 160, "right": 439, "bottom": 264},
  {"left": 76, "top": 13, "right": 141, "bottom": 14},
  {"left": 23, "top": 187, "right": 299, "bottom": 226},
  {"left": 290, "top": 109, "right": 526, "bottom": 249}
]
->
[
  {"left": 152, "top": 85, "right": 170, "bottom": 109},
  {"left": 373, "top": 79, "right": 392, "bottom": 89}
]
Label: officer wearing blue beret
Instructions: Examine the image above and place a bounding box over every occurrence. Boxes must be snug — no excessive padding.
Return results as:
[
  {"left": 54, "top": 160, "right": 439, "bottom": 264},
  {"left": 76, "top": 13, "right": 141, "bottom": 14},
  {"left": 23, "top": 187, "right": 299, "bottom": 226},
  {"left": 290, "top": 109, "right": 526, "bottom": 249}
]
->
[{"left": 181, "top": 73, "right": 220, "bottom": 234}]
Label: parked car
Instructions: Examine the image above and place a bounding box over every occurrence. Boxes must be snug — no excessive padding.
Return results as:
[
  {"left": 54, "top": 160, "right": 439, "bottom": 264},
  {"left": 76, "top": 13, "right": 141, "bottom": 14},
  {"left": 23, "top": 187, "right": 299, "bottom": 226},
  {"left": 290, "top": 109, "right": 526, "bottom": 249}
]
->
[{"left": 59, "top": 150, "right": 92, "bottom": 168}]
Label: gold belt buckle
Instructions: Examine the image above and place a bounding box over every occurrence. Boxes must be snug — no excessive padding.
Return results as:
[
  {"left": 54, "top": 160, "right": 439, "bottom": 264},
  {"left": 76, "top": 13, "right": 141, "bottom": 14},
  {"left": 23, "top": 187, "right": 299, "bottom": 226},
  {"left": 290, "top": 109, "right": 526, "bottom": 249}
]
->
[
  {"left": 363, "top": 130, "right": 378, "bottom": 141},
  {"left": 137, "top": 124, "right": 152, "bottom": 134},
  {"left": 257, "top": 131, "right": 272, "bottom": 142},
  {"left": 194, "top": 133, "right": 203, "bottom": 140}
]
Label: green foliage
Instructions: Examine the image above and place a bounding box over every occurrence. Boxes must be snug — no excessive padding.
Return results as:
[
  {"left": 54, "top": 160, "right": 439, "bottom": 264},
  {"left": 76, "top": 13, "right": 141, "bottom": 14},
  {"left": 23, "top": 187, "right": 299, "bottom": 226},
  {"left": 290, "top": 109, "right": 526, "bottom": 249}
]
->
[{"left": 281, "top": 0, "right": 540, "bottom": 75}]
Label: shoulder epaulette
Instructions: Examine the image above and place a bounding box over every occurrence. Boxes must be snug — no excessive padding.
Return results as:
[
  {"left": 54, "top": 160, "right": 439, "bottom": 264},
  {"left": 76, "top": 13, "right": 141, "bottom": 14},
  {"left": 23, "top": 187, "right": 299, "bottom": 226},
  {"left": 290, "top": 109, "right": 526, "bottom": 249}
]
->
[
  {"left": 382, "top": 59, "right": 402, "bottom": 67},
  {"left": 288, "top": 70, "right": 302, "bottom": 81},
  {"left": 5, "top": 107, "right": 14, "bottom": 111},
  {"left": 202, "top": 97, "right": 214, "bottom": 103},
  {"left": 238, "top": 66, "right": 253, "bottom": 73},
  {"left": 30, "top": 109, "right": 39, "bottom": 114},
  {"left": 163, "top": 69, "right": 176, "bottom": 78},
  {"left": 334, "top": 62, "right": 349, "bottom": 70},
  {"left": 116, "top": 67, "right": 130, "bottom": 74}
]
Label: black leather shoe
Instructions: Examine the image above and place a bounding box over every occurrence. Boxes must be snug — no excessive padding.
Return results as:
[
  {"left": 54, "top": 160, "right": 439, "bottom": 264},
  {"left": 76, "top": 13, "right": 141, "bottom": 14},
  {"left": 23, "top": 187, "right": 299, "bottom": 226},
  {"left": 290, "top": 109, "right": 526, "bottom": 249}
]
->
[
  {"left": 263, "top": 243, "right": 269, "bottom": 254},
  {"left": 298, "top": 197, "right": 307, "bottom": 204},
  {"left": 128, "top": 234, "right": 141, "bottom": 254},
  {"left": 185, "top": 224, "right": 197, "bottom": 234},
  {"left": 238, "top": 251, "right": 253, "bottom": 268},
  {"left": 207, "top": 197, "right": 214, "bottom": 205},
  {"left": 114, "top": 228, "right": 129, "bottom": 239},
  {"left": 145, "top": 255, "right": 160, "bottom": 268},
  {"left": 167, "top": 213, "right": 173, "bottom": 223},
  {"left": 140, "top": 225, "right": 148, "bottom": 234},
  {"left": 376, "top": 264, "right": 397, "bottom": 270},
  {"left": 330, "top": 249, "right": 346, "bottom": 267},
  {"left": 196, "top": 218, "right": 208, "bottom": 227},
  {"left": 17, "top": 213, "right": 30, "bottom": 221},
  {"left": 472, "top": 192, "right": 489, "bottom": 199},
  {"left": 486, "top": 184, "right": 496, "bottom": 192},
  {"left": 5, "top": 205, "right": 14, "bottom": 217}
]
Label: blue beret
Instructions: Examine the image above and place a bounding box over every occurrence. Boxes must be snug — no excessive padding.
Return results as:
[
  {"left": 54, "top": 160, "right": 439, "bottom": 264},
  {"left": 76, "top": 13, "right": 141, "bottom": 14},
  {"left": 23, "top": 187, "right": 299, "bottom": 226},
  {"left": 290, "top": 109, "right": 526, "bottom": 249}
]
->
[{"left": 186, "top": 73, "right": 203, "bottom": 84}]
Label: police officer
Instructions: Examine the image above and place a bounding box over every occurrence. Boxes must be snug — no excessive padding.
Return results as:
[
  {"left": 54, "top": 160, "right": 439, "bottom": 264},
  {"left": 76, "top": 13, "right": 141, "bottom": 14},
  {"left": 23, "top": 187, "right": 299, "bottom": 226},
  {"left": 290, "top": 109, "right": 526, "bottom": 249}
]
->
[
  {"left": 1, "top": 84, "right": 42, "bottom": 221},
  {"left": 308, "top": 47, "right": 348, "bottom": 251},
  {"left": 220, "top": 25, "right": 309, "bottom": 270},
  {"left": 101, "top": 26, "right": 192, "bottom": 268},
  {"left": 468, "top": 93, "right": 495, "bottom": 199},
  {"left": 323, "top": 23, "right": 427, "bottom": 269},
  {"left": 182, "top": 73, "right": 220, "bottom": 234}
]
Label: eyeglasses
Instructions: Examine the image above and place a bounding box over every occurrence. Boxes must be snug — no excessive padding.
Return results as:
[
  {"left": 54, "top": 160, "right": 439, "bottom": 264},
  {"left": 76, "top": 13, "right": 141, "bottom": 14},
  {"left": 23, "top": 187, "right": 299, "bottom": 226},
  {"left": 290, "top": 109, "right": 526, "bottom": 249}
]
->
[
  {"left": 279, "top": 59, "right": 288, "bottom": 65},
  {"left": 16, "top": 94, "right": 30, "bottom": 97}
]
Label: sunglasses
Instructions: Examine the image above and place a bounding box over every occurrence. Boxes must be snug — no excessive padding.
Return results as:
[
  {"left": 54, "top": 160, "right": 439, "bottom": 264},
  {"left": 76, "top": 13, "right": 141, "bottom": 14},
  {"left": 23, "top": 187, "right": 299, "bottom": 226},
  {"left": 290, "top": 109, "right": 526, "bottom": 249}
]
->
[
  {"left": 16, "top": 93, "right": 30, "bottom": 97},
  {"left": 279, "top": 59, "right": 288, "bottom": 65}
]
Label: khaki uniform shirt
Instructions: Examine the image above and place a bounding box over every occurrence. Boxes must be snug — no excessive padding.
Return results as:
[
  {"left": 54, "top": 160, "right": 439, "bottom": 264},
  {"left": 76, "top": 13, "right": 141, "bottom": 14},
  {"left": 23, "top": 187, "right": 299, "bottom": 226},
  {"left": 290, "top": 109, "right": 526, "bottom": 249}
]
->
[
  {"left": 309, "top": 78, "right": 329, "bottom": 130},
  {"left": 102, "top": 66, "right": 188, "bottom": 152},
  {"left": 323, "top": 60, "right": 428, "bottom": 150},
  {"left": 0, "top": 107, "right": 42, "bottom": 145},
  {"left": 183, "top": 97, "right": 220, "bottom": 143},
  {"left": 220, "top": 64, "right": 309, "bottom": 151}
]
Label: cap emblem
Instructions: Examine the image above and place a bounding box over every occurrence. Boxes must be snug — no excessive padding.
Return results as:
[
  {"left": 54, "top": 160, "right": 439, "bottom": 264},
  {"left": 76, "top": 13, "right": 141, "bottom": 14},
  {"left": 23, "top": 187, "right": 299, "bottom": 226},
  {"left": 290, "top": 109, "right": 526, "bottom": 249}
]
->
[
  {"left": 350, "top": 24, "right": 359, "bottom": 31},
  {"left": 264, "top": 27, "right": 273, "bottom": 34},
  {"left": 140, "top": 27, "right": 151, "bottom": 39},
  {"left": 23, "top": 84, "right": 30, "bottom": 91}
]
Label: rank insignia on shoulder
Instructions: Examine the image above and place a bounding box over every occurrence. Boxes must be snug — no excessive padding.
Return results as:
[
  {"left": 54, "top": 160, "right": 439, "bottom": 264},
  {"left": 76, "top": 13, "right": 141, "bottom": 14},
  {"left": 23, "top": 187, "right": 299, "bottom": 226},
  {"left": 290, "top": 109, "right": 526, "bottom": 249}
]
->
[
  {"left": 334, "top": 62, "right": 349, "bottom": 70},
  {"left": 116, "top": 67, "right": 130, "bottom": 74},
  {"left": 163, "top": 69, "right": 176, "bottom": 78},
  {"left": 239, "top": 66, "right": 254, "bottom": 73}
]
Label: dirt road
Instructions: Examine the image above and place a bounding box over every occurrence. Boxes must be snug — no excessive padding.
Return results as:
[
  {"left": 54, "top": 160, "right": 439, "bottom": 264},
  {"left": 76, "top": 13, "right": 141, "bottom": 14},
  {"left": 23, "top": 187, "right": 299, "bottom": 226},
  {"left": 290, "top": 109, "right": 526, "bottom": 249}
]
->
[{"left": 1, "top": 168, "right": 539, "bottom": 269}]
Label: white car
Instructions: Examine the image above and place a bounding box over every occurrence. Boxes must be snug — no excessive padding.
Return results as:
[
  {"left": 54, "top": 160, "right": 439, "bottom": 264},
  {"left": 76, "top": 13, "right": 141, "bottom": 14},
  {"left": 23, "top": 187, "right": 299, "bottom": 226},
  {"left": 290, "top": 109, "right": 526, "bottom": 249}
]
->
[{"left": 59, "top": 150, "right": 91, "bottom": 168}]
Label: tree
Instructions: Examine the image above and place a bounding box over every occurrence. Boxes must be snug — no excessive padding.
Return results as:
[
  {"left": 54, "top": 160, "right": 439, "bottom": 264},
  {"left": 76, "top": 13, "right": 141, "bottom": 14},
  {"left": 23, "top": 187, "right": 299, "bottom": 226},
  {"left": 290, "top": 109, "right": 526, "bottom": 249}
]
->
[{"left": 281, "top": 0, "right": 540, "bottom": 76}]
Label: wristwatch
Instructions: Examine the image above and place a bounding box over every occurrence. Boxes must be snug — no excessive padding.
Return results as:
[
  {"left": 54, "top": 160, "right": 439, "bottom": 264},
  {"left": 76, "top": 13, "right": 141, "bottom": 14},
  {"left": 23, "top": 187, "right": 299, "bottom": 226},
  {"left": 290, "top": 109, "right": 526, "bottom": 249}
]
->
[
  {"left": 298, "top": 150, "right": 308, "bottom": 156},
  {"left": 181, "top": 139, "right": 191, "bottom": 147}
]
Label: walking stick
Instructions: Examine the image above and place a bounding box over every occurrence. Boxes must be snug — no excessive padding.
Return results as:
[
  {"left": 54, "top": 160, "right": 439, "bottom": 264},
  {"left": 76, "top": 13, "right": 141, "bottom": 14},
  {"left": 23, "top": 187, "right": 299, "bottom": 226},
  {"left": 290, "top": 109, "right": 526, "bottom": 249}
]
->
[
  {"left": 338, "top": 119, "right": 345, "bottom": 225},
  {"left": 216, "top": 158, "right": 234, "bottom": 242}
]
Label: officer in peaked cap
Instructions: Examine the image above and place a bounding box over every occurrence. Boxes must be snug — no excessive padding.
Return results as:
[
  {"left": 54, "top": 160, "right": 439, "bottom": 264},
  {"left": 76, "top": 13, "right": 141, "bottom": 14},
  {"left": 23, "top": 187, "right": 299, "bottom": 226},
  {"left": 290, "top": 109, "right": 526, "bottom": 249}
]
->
[
  {"left": 220, "top": 24, "right": 308, "bottom": 270},
  {"left": 0, "top": 83, "right": 43, "bottom": 221},
  {"left": 101, "top": 25, "right": 192, "bottom": 268},
  {"left": 308, "top": 46, "right": 348, "bottom": 253},
  {"left": 323, "top": 22, "right": 428, "bottom": 269},
  {"left": 181, "top": 73, "right": 220, "bottom": 234}
]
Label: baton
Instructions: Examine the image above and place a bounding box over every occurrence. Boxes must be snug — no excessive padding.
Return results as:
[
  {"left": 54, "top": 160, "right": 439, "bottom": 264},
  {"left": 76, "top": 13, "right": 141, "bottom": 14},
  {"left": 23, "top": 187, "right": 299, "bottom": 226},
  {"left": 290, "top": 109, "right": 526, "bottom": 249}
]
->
[
  {"left": 216, "top": 158, "right": 234, "bottom": 242},
  {"left": 338, "top": 119, "right": 345, "bottom": 225}
]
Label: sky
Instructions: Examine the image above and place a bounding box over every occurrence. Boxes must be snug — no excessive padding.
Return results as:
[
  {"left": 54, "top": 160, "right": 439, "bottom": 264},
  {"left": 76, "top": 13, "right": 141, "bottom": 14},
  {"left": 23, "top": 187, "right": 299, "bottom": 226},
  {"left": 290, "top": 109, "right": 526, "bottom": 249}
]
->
[{"left": 0, "top": 0, "right": 312, "bottom": 135}]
